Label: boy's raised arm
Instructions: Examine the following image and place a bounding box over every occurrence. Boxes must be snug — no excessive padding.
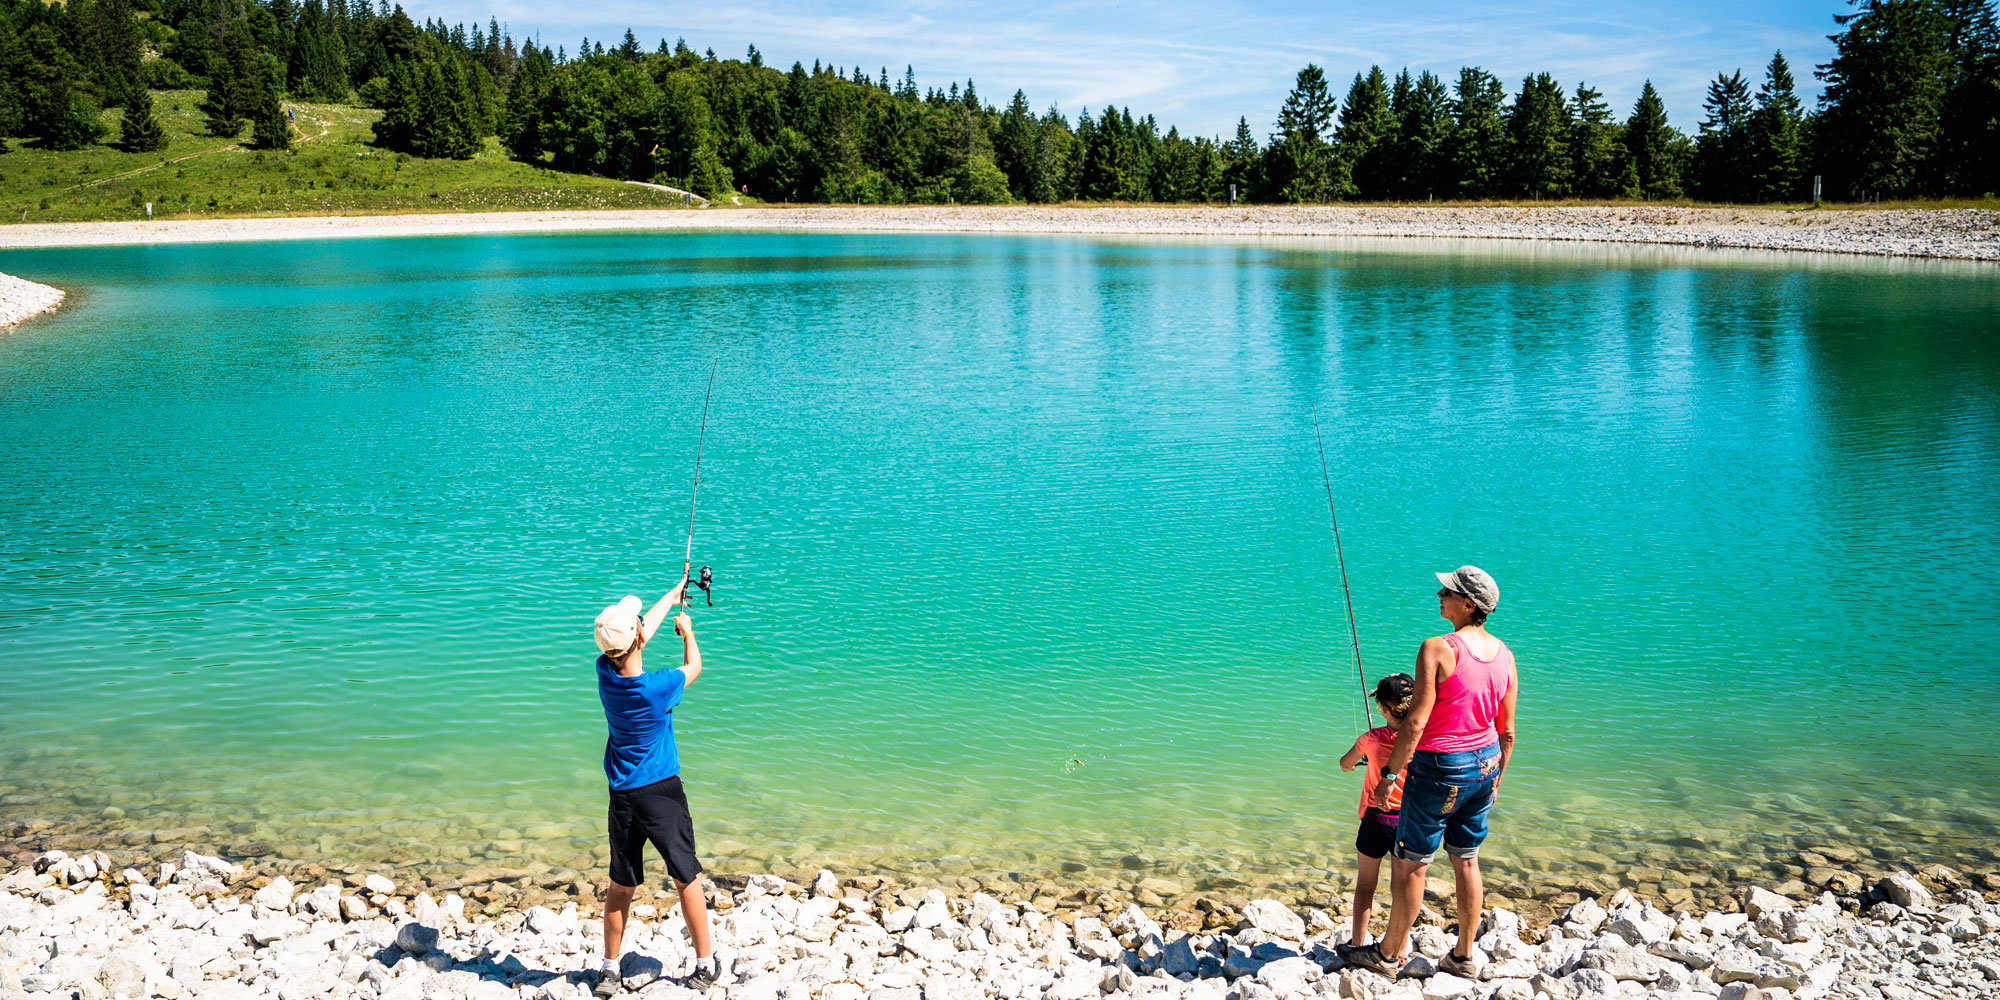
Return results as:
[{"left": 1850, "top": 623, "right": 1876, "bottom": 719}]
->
[{"left": 674, "top": 613, "right": 702, "bottom": 686}]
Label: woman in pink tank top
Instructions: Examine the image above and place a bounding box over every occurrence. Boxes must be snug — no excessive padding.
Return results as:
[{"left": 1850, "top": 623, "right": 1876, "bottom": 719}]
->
[{"left": 1345, "top": 565, "right": 1519, "bottom": 981}]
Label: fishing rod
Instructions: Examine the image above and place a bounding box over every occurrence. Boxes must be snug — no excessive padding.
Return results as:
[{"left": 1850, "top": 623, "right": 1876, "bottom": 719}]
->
[
  {"left": 1311, "top": 403, "right": 1374, "bottom": 732},
  {"left": 678, "top": 362, "right": 718, "bottom": 609}
]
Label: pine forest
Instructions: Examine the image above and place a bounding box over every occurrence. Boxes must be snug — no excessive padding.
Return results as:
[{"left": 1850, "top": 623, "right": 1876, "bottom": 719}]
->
[{"left": 0, "top": 0, "right": 1996, "bottom": 205}]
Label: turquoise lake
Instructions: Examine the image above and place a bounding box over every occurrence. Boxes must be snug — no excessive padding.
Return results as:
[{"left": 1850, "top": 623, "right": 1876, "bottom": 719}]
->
[{"left": 2, "top": 232, "right": 1996, "bottom": 903}]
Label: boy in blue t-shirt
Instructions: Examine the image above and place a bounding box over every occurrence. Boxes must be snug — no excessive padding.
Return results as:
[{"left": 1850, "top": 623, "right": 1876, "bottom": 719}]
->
[{"left": 590, "top": 577, "right": 718, "bottom": 995}]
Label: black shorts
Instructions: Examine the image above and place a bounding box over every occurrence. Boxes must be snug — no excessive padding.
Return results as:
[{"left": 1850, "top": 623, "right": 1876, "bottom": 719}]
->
[
  {"left": 1356, "top": 810, "right": 1399, "bottom": 859},
  {"left": 608, "top": 775, "right": 703, "bottom": 888}
]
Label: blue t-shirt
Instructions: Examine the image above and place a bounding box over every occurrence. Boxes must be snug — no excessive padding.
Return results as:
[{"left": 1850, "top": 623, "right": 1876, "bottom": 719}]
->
[{"left": 596, "top": 655, "right": 687, "bottom": 790}]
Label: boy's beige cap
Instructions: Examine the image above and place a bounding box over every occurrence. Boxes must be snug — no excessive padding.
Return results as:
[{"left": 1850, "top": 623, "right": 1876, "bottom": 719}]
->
[{"left": 594, "top": 595, "right": 643, "bottom": 654}]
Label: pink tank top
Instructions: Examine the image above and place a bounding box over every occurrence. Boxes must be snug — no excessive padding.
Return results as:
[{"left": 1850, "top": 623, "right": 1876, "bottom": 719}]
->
[{"left": 1417, "top": 632, "right": 1513, "bottom": 753}]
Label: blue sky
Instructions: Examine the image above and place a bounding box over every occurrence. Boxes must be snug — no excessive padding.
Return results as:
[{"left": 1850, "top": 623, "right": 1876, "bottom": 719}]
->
[{"left": 434, "top": 0, "right": 1843, "bottom": 139}]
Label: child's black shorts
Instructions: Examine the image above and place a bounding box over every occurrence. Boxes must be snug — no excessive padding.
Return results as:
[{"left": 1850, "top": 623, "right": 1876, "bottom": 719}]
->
[
  {"left": 1356, "top": 809, "right": 1399, "bottom": 859},
  {"left": 608, "top": 775, "right": 703, "bottom": 887}
]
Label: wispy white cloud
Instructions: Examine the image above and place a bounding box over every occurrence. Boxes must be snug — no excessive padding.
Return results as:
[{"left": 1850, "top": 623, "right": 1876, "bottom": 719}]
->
[{"left": 437, "top": 0, "right": 1840, "bottom": 137}]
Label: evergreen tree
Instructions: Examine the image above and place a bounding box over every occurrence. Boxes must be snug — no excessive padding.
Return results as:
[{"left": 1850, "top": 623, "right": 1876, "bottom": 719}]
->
[
  {"left": 0, "top": 70, "right": 20, "bottom": 154},
  {"left": 1570, "top": 82, "right": 1622, "bottom": 198},
  {"left": 1694, "top": 70, "right": 1754, "bottom": 200},
  {"left": 1507, "top": 72, "right": 1572, "bottom": 197},
  {"left": 652, "top": 69, "right": 730, "bottom": 194},
  {"left": 1388, "top": 70, "right": 1453, "bottom": 198},
  {"left": 1938, "top": 0, "right": 2000, "bottom": 194},
  {"left": 18, "top": 24, "right": 106, "bottom": 150},
  {"left": 199, "top": 27, "right": 251, "bottom": 139},
  {"left": 1817, "top": 0, "right": 1953, "bottom": 198},
  {"left": 292, "top": 0, "right": 352, "bottom": 100},
  {"left": 503, "top": 44, "right": 553, "bottom": 159},
  {"left": 1337, "top": 66, "right": 1394, "bottom": 198},
  {"left": 90, "top": 0, "right": 144, "bottom": 109},
  {"left": 426, "top": 57, "right": 480, "bottom": 158},
  {"left": 1747, "top": 52, "right": 1808, "bottom": 201},
  {"left": 1450, "top": 67, "right": 1507, "bottom": 197},
  {"left": 118, "top": 83, "right": 169, "bottom": 152},
  {"left": 1271, "top": 64, "right": 1337, "bottom": 203},
  {"left": 247, "top": 65, "right": 292, "bottom": 150},
  {"left": 1623, "top": 80, "right": 1684, "bottom": 198},
  {"left": 1222, "top": 116, "right": 1263, "bottom": 200},
  {"left": 994, "top": 89, "right": 1040, "bottom": 200},
  {"left": 372, "top": 59, "right": 421, "bottom": 150}
]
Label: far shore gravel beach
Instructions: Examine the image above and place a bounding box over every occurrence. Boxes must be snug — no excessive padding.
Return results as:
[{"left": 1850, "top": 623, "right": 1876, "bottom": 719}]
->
[
  {"left": 5, "top": 845, "right": 1998, "bottom": 1000},
  {"left": 0, "top": 205, "right": 1994, "bottom": 261}
]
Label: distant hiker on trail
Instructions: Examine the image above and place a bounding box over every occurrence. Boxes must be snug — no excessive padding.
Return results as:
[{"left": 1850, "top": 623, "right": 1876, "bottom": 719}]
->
[
  {"left": 591, "top": 576, "right": 720, "bottom": 996},
  {"left": 1336, "top": 673, "right": 1416, "bottom": 956},
  {"left": 1346, "top": 566, "right": 1517, "bottom": 981}
]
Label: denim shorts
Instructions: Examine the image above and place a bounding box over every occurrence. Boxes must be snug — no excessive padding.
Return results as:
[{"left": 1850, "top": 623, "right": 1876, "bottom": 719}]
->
[{"left": 1392, "top": 742, "right": 1501, "bottom": 864}]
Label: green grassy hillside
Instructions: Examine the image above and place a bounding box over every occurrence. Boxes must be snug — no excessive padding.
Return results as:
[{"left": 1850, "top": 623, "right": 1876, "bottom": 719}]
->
[{"left": 0, "top": 92, "right": 703, "bottom": 223}]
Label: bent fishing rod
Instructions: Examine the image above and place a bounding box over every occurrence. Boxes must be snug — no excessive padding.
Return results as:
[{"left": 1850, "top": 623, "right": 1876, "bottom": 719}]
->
[
  {"left": 677, "top": 362, "right": 718, "bottom": 610},
  {"left": 1311, "top": 403, "right": 1374, "bottom": 731}
]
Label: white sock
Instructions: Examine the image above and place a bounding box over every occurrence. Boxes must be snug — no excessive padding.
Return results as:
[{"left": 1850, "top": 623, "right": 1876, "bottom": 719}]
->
[{"left": 601, "top": 958, "right": 619, "bottom": 975}]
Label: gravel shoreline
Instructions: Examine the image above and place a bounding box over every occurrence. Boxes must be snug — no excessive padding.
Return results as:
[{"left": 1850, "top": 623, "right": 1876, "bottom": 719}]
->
[
  {"left": 6, "top": 847, "right": 1997, "bottom": 1000},
  {"left": 0, "top": 206, "right": 1995, "bottom": 260},
  {"left": 0, "top": 271, "right": 64, "bottom": 329}
]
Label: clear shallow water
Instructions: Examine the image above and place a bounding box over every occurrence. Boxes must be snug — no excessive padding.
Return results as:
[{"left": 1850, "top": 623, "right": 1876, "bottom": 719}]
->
[{"left": 2, "top": 233, "right": 1997, "bottom": 902}]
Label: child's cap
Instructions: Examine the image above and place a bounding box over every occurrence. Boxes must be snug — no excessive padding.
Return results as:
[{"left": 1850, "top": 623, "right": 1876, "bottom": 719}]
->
[{"left": 1373, "top": 673, "right": 1416, "bottom": 710}]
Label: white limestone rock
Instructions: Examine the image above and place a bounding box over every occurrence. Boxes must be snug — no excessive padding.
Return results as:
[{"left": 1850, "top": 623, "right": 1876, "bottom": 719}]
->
[
  {"left": 1565, "top": 899, "right": 1608, "bottom": 935},
  {"left": 1256, "top": 956, "right": 1321, "bottom": 995},
  {"left": 1418, "top": 973, "right": 1475, "bottom": 999},
  {"left": 1877, "top": 873, "right": 1931, "bottom": 909},
  {"left": 1242, "top": 901, "right": 1306, "bottom": 941},
  {"left": 1577, "top": 941, "right": 1664, "bottom": 982},
  {"left": 1560, "top": 968, "right": 1618, "bottom": 997},
  {"left": 811, "top": 870, "right": 839, "bottom": 899},
  {"left": 1649, "top": 937, "right": 1716, "bottom": 970}
]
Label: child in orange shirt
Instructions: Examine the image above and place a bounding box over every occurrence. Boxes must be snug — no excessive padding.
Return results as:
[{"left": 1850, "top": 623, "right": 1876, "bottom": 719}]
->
[{"left": 1336, "top": 673, "right": 1416, "bottom": 953}]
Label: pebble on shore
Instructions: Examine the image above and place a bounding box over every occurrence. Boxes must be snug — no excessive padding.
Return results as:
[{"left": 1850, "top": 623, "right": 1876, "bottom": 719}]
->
[
  {"left": 3, "top": 849, "right": 1997, "bottom": 1000},
  {"left": 0, "top": 270, "right": 64, "bottom": 329}
]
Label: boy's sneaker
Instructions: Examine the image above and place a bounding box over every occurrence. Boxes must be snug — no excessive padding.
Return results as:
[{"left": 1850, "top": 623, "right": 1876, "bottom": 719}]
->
[
  {"left": 592, "top": 961, "right": 623, "bottom": 999},
  {"left": 1343, "top": 942, "right": 1405, "bottom": 979},
  {"left": 1439, "top": 949, "right": 1483, "bottom": 979},
  {"left": 686, "top": 957, "right": 720, "bottom": 990}
]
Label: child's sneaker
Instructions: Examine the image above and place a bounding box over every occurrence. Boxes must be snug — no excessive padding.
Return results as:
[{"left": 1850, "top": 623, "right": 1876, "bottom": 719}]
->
[
  {"left": 593, "top": 961, "right": 623, "bottom": 998},
  {"left": 686, "top": 956, "right": 720, "bottom": 990}
]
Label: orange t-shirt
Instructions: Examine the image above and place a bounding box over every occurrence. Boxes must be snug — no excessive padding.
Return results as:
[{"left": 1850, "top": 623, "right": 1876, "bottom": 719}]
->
[{"left": 1354, "top": 725, "right": 1406, "bottom": 818}]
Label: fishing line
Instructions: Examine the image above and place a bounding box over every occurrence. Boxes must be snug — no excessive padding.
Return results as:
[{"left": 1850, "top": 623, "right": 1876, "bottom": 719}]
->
[
  {"left": 1312, "top": 403, "right": 1374, "bottom": 733},
  {"left": 678, "top": 362, "right": 718, "bottom": 609}
]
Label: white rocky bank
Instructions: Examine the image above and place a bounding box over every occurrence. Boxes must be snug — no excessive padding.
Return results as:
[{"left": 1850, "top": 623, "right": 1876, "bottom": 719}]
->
[
  {"left": 4, "top": 852, "right": 1998, "bottom": 1000},
  {"left": 0, "top": 271, "right": 64, "bottom": 328}
]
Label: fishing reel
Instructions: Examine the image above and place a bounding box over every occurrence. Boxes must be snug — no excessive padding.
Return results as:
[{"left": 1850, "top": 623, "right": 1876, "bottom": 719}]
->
[{"left": 682, "top": 565, "right": 714, "bottom": 607}]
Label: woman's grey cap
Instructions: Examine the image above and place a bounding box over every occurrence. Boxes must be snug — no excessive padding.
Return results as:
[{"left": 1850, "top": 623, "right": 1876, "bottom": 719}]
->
[{"left": 1436, "top": 565, "right": 1499, "bottom": 614}]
